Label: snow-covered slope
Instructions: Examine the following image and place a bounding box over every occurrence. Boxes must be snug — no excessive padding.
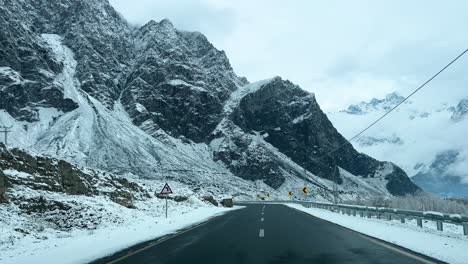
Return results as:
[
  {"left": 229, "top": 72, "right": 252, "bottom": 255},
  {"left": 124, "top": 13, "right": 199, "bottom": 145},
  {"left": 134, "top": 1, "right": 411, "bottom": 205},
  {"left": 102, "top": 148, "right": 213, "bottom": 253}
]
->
[{"left": 329, "top": 92, "right": 468, "bottom": 197}]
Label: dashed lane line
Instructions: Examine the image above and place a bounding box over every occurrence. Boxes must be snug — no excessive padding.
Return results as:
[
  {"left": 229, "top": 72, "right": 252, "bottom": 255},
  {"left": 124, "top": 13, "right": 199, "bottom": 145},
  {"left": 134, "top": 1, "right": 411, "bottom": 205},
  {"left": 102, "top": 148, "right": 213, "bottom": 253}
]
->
[{"left": 259, "top": 229, "right": 265, "bottom": 237}]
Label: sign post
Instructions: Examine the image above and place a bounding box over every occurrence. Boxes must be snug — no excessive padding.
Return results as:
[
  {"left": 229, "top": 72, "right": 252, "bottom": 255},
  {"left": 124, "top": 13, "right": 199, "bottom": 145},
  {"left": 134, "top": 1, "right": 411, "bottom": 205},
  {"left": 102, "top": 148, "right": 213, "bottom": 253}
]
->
[{"left": 159, "top": 183, "right": 173, "bottom": 218}]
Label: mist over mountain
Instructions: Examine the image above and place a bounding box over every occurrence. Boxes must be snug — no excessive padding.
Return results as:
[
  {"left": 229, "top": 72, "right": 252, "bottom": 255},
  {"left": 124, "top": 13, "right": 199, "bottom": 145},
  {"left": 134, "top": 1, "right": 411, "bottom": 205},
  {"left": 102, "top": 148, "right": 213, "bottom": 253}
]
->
[{"left": 329, "top": 92, "right": 468, "bottom": 198}]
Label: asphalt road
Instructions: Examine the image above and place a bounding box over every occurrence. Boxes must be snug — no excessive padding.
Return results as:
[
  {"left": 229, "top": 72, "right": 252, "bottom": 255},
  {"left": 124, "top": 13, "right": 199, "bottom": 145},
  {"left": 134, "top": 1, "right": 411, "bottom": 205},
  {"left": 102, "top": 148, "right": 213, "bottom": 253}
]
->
[{"left": 93, "top": 204, "right": 442, "bottom": 264}]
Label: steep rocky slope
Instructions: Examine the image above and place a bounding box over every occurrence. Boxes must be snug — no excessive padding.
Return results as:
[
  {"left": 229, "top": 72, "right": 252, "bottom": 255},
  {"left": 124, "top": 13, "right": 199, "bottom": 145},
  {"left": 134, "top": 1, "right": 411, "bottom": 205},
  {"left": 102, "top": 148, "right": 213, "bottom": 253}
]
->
[{"left": 0, "top": 0, "right": 419, "bottom": 199}]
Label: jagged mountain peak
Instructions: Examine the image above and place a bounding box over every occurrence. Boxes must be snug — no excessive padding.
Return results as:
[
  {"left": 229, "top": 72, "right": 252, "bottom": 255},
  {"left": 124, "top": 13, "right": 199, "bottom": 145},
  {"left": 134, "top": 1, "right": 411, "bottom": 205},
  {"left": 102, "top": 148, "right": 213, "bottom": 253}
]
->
[
  {"left": 451, "top": 98, "right": 468, "bottom": 122},
  {"left": 343, "top": 91, "right": 406, "bottom": 115},
  {"left": 159, "top": 18, "right": 175, "bottom": 27},
  {"left": 137, "top": 19, "right": 177, "bottom": 41}
]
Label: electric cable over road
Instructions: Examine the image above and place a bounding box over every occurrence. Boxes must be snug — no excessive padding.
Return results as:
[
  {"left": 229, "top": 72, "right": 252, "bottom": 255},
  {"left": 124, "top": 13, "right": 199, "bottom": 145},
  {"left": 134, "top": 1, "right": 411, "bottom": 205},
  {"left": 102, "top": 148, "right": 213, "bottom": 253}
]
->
[{"left": 306, "top": 48, "right": 468, "bottom": 164}]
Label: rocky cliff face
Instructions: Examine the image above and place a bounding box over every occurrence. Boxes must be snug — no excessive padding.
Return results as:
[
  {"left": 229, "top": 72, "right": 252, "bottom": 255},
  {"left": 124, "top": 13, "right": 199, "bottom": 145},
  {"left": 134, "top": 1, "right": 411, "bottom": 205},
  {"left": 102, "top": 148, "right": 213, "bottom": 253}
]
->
[
  {"left": 211, "top": 78, "right": 419, "bottom": 195},
  {"left": 0, "top": 0, "right": 419, "bottom": 199},
  {"left": 121, "top": 19, "right": 246, "bottom": 142}
]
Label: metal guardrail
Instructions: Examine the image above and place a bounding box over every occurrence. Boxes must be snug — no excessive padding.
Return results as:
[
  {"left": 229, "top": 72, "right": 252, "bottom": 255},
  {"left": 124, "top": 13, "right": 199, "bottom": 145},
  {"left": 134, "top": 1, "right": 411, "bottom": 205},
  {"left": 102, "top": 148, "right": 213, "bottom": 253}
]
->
[{"left": 234, "top": 200, "right": 468, "bottom": 236}]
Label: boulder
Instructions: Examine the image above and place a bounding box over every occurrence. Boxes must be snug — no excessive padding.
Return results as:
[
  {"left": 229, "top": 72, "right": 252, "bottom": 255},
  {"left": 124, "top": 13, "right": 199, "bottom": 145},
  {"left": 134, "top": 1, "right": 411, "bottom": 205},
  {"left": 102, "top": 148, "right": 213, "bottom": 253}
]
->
[
  {"left": 202, "top": 195, "right": 218, "bottom": 206},
  {"left": 110, "top": 190, "right": 136, "bottom": 209}
]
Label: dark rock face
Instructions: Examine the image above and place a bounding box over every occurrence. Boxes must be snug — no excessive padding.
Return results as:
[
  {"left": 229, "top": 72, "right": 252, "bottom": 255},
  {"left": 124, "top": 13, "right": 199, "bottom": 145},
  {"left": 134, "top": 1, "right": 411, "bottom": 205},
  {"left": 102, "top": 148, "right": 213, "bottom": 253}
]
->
[
  {"left": 121, "top": 19, "right": 247, "bottom": 142},
  {"left": 385, "top": 165, "right": 421, "bottom": 196},
  {"left": 214, "top": 78, "right": 420, "bottom": 195}
]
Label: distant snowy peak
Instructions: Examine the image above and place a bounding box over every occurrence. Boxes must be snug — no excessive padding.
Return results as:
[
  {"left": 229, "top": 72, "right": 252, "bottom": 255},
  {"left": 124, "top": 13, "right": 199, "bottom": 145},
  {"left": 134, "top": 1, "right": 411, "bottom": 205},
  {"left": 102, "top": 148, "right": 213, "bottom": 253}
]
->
[
  {"left": 355, "top": 135, "right": 404, "bottom": 147},
  {"left": 451, "top": 98, "right": 468, "bottom": 122},
  {"left": 343, "top": 92, "right": 406, "bottom": 115}
]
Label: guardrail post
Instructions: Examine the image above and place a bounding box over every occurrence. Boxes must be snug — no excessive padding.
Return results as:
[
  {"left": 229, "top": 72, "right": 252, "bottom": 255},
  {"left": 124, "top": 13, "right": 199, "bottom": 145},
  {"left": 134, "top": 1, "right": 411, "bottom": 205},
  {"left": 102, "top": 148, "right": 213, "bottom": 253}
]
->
[
  {"left": 360, "top": 211, "right": 364, "bottom": 217},
  {"left": 417, "top": 218, "right": 423, "bottom": 228},
  {"left": 386, "top": 214, "right": 392, "bottom": 221},
  {"left": 436, "top": 221, "right": 443, "bottom": 231},
  {"left": 400, "top": 215, "right": 405, "bottom": 223},
  {"left": 463, "top": 223, "right": 468, "bottom": 236},
  {"left": 367, "top": 211, "right": 372, "bottom": 218},
  {"left": 352, "top": 210, "right": 356, "bottom": 216},
  {"left": 377, "top": 213, "right": 381, "bottom": 219}
]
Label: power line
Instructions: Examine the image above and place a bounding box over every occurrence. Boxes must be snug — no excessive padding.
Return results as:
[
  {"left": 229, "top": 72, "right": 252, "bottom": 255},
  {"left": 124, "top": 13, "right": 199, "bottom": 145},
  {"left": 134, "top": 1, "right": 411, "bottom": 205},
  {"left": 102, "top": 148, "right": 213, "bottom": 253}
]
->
[{"left": 307, "top": 48, "right": 468, "bottom": 164}]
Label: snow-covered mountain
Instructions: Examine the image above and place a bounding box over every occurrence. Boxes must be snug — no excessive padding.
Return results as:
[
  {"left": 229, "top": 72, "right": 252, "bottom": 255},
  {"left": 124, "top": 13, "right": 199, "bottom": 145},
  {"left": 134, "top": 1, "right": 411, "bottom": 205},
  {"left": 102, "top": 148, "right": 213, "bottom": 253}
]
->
[
  {"left": 329, "top": 92, "right": 468, "bottom": 198},
  {"left": 0, "top": 0, "right": 419, "bottom": 201}
]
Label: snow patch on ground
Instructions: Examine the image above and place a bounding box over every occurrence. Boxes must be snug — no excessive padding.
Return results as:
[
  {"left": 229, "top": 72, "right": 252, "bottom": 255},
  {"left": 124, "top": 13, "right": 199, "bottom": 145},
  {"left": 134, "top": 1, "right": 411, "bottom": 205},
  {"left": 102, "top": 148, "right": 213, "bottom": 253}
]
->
[
  {"left": 0, "top": 191, "right": 240, "bottom": 264},
  {"left": 286, "top": 204, "right": 468, "bottom": 264}
]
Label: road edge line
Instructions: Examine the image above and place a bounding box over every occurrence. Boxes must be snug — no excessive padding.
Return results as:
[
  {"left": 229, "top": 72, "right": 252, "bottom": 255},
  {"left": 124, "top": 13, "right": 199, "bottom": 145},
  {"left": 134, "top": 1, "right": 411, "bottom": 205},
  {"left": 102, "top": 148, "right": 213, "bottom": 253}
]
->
[{"left": 286, "top": 205, "right": 445, "bottom": 264}]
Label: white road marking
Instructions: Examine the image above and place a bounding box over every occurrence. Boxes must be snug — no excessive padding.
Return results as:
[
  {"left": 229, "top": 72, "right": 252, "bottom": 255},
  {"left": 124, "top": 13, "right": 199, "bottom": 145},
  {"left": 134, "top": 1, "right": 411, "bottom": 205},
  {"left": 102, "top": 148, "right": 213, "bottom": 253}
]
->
[
  {"left": 261, "top": 212, "right": 264, "bottom": 215},
  {"left": 293, "top": 209, "right": 437, "bottom": 264},
  {"left": 261, "top": 217, "right": 264, "bottom": 222},
  {"left": 259, "top": 229, "right": 265, "bottom": 237}
]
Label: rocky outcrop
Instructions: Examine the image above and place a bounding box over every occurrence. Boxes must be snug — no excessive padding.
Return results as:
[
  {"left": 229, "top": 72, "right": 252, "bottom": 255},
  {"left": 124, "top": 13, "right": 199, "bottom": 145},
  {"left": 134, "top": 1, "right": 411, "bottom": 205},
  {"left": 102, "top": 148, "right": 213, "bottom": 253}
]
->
[
  {"left": 0, "top": 169, "right": 8, "bottom": 202},
  {"left": 0, "top": 144, "right": 148, "bottom": 207}
]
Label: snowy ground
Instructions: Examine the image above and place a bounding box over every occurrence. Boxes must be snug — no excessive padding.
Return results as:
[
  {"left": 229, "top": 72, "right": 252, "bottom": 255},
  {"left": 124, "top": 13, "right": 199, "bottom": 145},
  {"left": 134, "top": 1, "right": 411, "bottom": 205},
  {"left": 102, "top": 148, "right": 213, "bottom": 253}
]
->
[
  {"left": 0, "top": 195, "right": 240, "bottom": 264},
  {"left": 286, "top": 204, "right": 468, "bottom": 264}
]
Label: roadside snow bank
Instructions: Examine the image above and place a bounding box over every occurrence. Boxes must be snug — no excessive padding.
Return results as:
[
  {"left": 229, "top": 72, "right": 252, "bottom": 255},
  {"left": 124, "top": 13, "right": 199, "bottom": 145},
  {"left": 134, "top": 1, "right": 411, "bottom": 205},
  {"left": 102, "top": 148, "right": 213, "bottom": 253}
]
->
[
  {"left": 286, "top": 204, "right": 468, "bottom": 264},
  {"left": 0, "top": 200, "right": 239, "bottom": 264}
]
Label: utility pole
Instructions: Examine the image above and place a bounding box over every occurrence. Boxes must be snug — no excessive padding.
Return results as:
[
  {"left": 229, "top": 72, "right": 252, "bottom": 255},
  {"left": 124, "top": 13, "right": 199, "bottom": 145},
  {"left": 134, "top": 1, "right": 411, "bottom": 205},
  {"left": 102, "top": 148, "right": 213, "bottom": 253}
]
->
[
  {"left": 333, "top": 165, "right": 339, "bottom": 205},
  {"left": 0, "top": 126, "right": 12, "bottom": 146}
]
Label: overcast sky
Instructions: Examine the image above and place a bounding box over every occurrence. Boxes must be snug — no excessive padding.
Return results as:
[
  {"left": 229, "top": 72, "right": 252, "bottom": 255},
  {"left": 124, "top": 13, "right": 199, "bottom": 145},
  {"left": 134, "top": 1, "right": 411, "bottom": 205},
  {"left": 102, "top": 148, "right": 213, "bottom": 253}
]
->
[{"left": 109, "top": 0, "right": 468, "bottom": 111}]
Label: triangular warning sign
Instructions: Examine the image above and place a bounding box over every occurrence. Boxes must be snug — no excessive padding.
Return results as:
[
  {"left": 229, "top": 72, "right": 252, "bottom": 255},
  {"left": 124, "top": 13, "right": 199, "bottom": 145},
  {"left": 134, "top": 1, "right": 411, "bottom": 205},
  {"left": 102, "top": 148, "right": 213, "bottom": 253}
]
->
[{"left": 160, "top": 183, "right": 173, "bottom": 195}]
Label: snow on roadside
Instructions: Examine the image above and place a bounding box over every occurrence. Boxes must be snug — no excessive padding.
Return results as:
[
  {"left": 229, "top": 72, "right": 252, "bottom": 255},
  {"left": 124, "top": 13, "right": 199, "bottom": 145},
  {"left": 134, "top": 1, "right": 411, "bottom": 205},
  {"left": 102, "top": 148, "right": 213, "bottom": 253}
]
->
[
  {"left": 0, "top": 197, "right": 240, "bottom": 264},
  {"left": 286, "top": 204, "right": 468, "bottom": 264}
]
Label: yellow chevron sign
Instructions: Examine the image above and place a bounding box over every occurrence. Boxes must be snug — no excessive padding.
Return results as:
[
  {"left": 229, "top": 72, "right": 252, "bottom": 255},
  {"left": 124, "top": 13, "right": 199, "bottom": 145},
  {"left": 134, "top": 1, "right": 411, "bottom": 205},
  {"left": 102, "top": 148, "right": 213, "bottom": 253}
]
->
[
  {"left": 302, "top": 187, "right": 308, "bottom": 193},
  {"left": 288, "top": 191, "right": 293, "bottom": 196}
]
